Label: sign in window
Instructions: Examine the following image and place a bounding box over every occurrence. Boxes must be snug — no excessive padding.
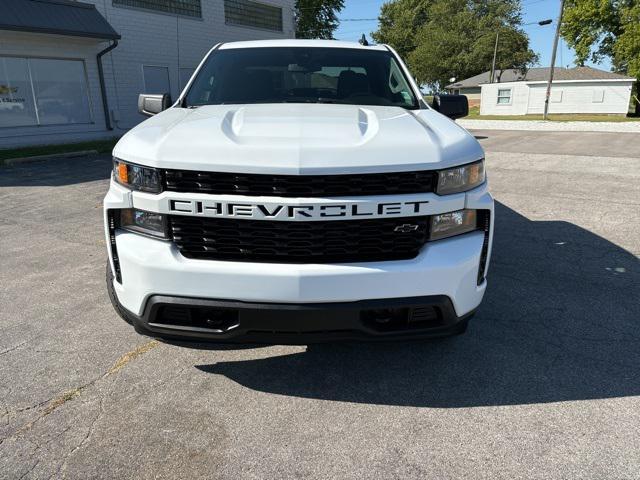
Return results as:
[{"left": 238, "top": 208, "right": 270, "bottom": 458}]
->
[
  {"left": 0, "top": 56, "right": 92, "bottom": 128},
  {"left": 0, "top": 57, "right": 38, "bottom": 128}
]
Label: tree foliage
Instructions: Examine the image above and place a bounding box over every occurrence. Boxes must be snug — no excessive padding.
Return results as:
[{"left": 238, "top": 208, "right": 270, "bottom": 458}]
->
[
  {"left": 561, "top": 0, "right": 640, "bottom": 79},
  {"left": 295, "top": 0, "right": 345, "bottom": 39},
  {"left": 373, "top": 0, "right": 538, "bottom": 91},
  {"left": 374, "top": 0, "right": 431, "bottom": 59}
]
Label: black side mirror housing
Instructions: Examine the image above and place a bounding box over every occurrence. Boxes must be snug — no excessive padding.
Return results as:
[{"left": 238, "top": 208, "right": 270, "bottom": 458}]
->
[
  {"left": 431, "top": 94, "right": 469, "bottom": 119},
  {"left": 138, "top": 93, "right": 172, "bottom": 117}
]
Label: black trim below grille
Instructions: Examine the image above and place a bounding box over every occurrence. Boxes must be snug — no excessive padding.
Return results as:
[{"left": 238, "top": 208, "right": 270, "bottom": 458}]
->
[
  {"left": 169, "top": 215, "right": 430, "bottom": 263},
  {"left": 477, "top": 210, "right": 491, "bottom": 284},
  {"left": 163, "top": 169, "right": 437, "bottom": 197},
  {"left": 107, "top": 210, "right": 122, "bottom": 283}
]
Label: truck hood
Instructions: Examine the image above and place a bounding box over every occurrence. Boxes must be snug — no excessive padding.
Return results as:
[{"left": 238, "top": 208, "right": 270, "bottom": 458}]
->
[{"left": 114, "top": 104, "right": 483, "bottom": 175}]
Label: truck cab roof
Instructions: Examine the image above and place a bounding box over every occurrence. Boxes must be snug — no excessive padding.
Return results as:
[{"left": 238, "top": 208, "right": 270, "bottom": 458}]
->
[{"left": 218, "top": 39, "right": 389, "bottom": 51}]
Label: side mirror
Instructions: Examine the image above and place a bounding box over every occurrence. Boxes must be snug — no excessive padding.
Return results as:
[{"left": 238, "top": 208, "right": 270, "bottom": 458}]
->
[
  {"left": 138, "top": 93, "right": 172, "bottom": 117},
  {"left": 431, "top": 94, "right": 468, "bottom": 120}
]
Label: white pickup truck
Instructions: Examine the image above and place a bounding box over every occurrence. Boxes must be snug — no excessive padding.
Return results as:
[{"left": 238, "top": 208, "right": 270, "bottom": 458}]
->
[{"left": 104, "top": 39, "right": 493, "bottom": 343}]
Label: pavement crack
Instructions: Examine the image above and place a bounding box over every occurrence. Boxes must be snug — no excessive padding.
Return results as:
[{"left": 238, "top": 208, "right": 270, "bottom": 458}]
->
[
  {"left": 12, "top": 386, "right": 87, "bottom": 439},
  {"left": 17, "top": 459, "right": 39, "bottom": 480},
  {"left": 103, "top": 340, "right": 159, "bottom": 377},
  {"left": 0, "top": 340, "right": 29, "bottom": 356},
  {"left": 58, "top": 396, "right": 104, "bottom": 479},
  {"left": 1, "top": 340, "right": 159, "bottom": 447}
]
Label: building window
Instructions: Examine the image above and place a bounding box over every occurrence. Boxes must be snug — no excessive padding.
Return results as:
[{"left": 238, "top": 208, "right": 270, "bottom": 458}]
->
[
  {"left": 0, "top": 56, "right": 92, "bottom": 128},
  {"left": 496, "top": 88, "right": 512, "bottom": 105},
  {"left": 550, "top": 89, "right": 563, "bottom": 103},
  {"left": 113, "top": 0, "right": 201, "bottom": 18},
  {"left": 592, "top": 89, "right": 605, "bottom": 103},
  {"left": 224, "top": 0, "right": 283, "bottom": 32}
]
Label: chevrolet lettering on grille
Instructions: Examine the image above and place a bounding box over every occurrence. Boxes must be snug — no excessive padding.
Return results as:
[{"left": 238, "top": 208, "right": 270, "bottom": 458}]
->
[{"left": 168, "top": 198, "right": 431, "bottom": 221}]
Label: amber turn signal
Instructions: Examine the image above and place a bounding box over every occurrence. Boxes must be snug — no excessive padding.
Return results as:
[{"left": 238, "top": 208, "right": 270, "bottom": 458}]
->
[{"left": 117, "top": 162, "right": 128, "bottom": 184}]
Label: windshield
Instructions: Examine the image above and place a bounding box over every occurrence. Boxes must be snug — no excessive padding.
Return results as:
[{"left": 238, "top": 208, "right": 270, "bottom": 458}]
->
[{"left": 184, "top": 47, "right": 419, "bottom": 109}]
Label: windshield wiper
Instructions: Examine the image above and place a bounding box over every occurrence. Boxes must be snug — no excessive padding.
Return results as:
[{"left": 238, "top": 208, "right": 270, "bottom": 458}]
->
[
  {"left": 282, "top": 98, "right": 340, "bottom": 104},
  {"left": 316, "top": 98, "right": 339, "bottom": 104}
]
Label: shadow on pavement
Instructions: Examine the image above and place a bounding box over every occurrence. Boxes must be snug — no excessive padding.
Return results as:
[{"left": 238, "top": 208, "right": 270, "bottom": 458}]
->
[
  {"left": 197, "top": 202, "right": 640, "bottom": 407},
  {"left": 0, "top": 155, "right": 111, "bottom": 187}
]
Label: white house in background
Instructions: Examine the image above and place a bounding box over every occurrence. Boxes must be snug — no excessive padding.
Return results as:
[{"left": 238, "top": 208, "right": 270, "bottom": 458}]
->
[
  {"left": 447, "top": 66, "right": 635, "bottom": 116},
  {"left": 0, "top": 0, "right": 295, "bottom": 148}
]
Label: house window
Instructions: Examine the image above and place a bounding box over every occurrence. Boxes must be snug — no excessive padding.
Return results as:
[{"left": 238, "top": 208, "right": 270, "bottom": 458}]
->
[
  {"left": 592, "top": 89, "right": 605, "bottom": 103},
  {"left": 113, "top": 0, "right": 201, "bottom": 18},
  {"left": 0, "top": 56, "right": 92, "bottom": 128},
  {"left": 550, "top": 89, "right": 563, "bottom": 103},
  {"left": 496, "top": 88, "right": 512, "bottom": 105},
  {"left": 224, "top": 0, "right": 283, "bottom": 31}
]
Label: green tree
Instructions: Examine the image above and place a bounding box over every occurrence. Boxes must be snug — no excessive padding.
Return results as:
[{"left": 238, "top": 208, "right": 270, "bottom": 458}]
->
[
  {"left": 373, "top": 0, "right": 538, "bottom": 91},
  {"left": 295, "top": 0, "right": 345, "bottom": 39},
  {"left": 561, "top": 0, "right": 640, "bottom": 114},
  {"left": 373, "top": 0, "right": 431, "bottom": 59}
]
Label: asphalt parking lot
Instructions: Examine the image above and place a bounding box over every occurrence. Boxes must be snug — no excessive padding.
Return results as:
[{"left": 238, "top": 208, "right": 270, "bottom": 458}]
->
[{"left": 1, "top": 129, "right": 639, "bottom": 479}]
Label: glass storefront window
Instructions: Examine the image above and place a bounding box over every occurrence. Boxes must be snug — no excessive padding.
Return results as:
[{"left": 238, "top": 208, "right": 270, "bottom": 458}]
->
[
  {"left": 0, "top": 57, "right": 38, "bottom": 128},
  {"left": 30, "top": 58, "right": 93, "bottom": 126},
  {"left": 0, "top": 56, "right": 93, "bottom": 128}
]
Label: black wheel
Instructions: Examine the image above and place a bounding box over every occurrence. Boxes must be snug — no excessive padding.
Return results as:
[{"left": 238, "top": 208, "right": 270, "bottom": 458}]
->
[{"left": 106, "top": 261, "right": 135, "bottom": 325}]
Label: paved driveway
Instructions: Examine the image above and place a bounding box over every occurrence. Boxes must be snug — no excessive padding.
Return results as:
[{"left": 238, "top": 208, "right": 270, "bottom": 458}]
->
[{"left": 1, "top": 130, "right": 639, "bottom": 479}]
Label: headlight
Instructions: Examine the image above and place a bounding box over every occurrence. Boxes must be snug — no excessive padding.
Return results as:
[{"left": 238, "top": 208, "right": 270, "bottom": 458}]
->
[
  {"left": 118, "top": 209, "right": 167, "bottom": 239},
  {"left": 113, "top": 158, "right": 162, "bottom": 193},
  {"left": 429, "top": 209, "right": 478, "bottom": 241},
  {"left": 437, "top": 160, "right": 485, "bottom": 195}
]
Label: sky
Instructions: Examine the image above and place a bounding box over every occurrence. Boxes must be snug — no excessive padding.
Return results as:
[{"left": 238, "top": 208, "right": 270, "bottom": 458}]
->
[{"left": 333, "top": 0, "right": 613, "bottom": 73}]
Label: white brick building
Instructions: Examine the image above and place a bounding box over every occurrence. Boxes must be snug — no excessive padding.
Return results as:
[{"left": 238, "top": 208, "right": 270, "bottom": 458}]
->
[{"left": 0, "top": 0, "right": 296, "bottom": 147}]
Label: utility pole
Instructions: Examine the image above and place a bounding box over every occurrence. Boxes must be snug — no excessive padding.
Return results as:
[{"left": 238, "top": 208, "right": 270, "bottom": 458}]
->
[
  {"left": 543, "top": 0, "right": 565, "bottom": 120},
  {"left": 490, "top": 20, "right": 551, "bottom": 84},
  {"left": 490, "top": 30, "right": 499, "bottom": 83}
]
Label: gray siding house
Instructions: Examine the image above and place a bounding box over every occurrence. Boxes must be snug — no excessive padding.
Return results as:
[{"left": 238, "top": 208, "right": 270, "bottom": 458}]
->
[{"left": 0, "top": 0, "right": 296, "bottom": 148}]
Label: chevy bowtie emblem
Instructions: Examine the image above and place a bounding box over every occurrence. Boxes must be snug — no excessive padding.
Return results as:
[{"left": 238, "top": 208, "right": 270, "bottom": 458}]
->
[{"left": 394, "top": 224, "right": 420, "bottom": 233}]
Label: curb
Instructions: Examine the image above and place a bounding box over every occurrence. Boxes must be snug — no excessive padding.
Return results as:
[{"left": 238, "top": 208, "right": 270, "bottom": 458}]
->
[
  {"left": 2, "top": 149, "right": 100, "bottom": 166},
  {"left": 457, "top": 119, "right": 640, "bottom": 133}
]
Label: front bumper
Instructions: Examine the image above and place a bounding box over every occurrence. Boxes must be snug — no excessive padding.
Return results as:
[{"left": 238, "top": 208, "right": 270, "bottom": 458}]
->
[
  {"left": 104, "top": 179, "right": 494, "bottom": 342},
  {"left": 112, "top": 292, "right": 475, "bottom": 343}
]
